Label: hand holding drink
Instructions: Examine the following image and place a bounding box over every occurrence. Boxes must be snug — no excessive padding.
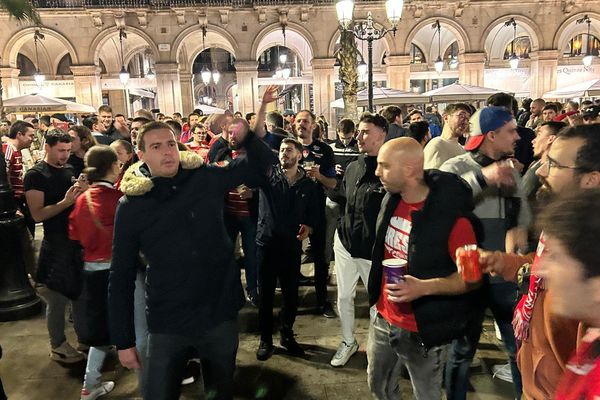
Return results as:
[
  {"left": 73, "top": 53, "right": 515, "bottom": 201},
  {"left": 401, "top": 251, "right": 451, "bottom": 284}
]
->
[{"left": 456, "top": 245, "right": 482, "bottom": 282}]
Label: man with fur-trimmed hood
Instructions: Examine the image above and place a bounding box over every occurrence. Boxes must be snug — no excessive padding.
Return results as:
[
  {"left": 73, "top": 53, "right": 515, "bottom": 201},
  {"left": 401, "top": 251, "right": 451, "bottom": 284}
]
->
[{"left": 108, "top": 88, "right": 278, "bottom": 400}]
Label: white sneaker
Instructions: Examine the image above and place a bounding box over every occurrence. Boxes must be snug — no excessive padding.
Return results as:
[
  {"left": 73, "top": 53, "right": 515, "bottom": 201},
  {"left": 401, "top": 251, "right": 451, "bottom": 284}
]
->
[
  {"left": 492, "top": 362, "right": 513, "bottom": 383},
  {"left": 330, "top": 341, "right": 359, "bottom": 367},
  {"left": 80, "top": 381, "right": 115, "bottom": 400},
  {"left": 50, "top": 341, "right": 85, "bottom": 363}
]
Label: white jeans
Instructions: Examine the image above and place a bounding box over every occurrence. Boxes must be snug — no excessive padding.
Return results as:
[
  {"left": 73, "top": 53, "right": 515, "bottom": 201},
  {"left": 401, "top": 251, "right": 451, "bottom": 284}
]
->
[{"left": 334, "top": 232, "right": 374, "bottom": 344}]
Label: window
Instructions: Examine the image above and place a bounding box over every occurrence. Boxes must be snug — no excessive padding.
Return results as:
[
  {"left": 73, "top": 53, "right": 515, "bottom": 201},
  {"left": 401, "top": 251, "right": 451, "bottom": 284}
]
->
[
  {"left": 411, "top": 44, "right": 426, "bottom": 64},
  {"left": 17, "top": 54, "right": 37, "bottom": 76},
  {"left": 56, "top": 54, "right": 73, "bottom": 75},
  {"left": 503, "top": 36, "right": 531, "bottom": 59},
  {"left": 564, "top": 34, "right": 600, "bottom": 58}
]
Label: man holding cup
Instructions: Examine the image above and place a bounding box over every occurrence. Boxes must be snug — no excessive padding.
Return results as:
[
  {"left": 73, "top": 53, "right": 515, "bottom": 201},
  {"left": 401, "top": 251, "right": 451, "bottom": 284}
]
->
[{"left": 367, "top": 138, "right": 481, "bottom": 399}]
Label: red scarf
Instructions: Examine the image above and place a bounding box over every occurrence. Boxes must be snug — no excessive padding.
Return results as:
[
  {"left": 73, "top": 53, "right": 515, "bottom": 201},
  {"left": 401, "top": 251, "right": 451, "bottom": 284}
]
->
[{"left": 513, "top": 233, "right": 546, "bottom": 343}]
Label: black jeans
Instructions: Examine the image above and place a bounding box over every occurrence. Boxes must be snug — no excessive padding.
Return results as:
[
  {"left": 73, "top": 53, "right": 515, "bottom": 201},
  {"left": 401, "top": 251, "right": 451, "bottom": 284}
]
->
[
  {"left": 258, "top": 237, "right": 302, "bottom": 342},
  {"left": 309, "top": 215, "right": 329, "bottom": 306},
  {"left": 143, "top": 319, "right": 239, "bottom": 400}
]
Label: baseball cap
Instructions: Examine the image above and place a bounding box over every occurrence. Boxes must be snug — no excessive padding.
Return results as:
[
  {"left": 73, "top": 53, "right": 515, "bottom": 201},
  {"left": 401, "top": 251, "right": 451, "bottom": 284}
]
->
[
  {"left": 464, "top": 107, "right": 515, "bottom": 151},
  {"left": 581, "top": 105, "right": 600, "bottom": 120}
]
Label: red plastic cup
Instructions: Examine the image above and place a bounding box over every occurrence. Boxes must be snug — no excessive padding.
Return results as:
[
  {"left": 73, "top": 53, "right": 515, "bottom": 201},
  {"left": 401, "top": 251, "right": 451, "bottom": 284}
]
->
[
  {"left": 457, "top": 245, "right": 482, "bottom": 283},
  {"left": 382, "top": 259, "right": 408, "bottom": 284}
]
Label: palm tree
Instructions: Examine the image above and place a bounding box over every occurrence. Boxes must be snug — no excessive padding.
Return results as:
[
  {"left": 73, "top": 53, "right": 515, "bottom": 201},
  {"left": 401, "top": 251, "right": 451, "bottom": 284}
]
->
[
  {"left": 338, "top": 29, "right": 359, "bottom": 122},
  {"left": 0, "top": 0, "right": 40, "bottom": 24}
]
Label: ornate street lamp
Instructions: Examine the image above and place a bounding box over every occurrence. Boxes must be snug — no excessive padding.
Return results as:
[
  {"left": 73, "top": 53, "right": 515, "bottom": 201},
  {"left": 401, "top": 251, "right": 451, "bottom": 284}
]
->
[
  {"left": 505, "top": 18, "right": 520, "bottom": 70},
  {"left": 336, "top": 0, "right": 403, "bottom": 112},
  {"left": 201, "top": 66, "right": 212, "bottom": 85},
  {"left": 146, "top": 67, "right": 155, "bottom": 80},
  {"left": 577, "top": 15, "right": 594, "bottom": 67},
  {"left": 433, "top": 20, "right": 444, "bottom": 74},
  {"left": 33, "top": 29, "right": 45, "bottom": 88},
  {"left": 212, "top": 70, "right": 220, "bottom": 84},
  {"left": 118, "top": 27, "right": 129, "bottom": 85}
]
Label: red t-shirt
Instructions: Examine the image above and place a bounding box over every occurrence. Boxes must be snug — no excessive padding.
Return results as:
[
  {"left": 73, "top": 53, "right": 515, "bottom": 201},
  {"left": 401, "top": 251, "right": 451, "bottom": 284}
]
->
[
  {"left": 68, "top": 184, "right": 123, "bottom": 262},
  {"left": 224, "top": 150, "right": 251, "bottom": 217},
  {"left": 3, "top": 143, "right": 25, "bottom": 199},
  {"left": 555, "top": 329, "right": 600, "bottom": 400},
  {"left": 376, "top": 199, "right": 477, "bottom": 332}
]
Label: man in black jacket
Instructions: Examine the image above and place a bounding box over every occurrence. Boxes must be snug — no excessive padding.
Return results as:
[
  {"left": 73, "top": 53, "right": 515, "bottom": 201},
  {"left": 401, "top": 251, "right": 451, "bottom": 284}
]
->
[
  {"left": 367, "top": 138, "right": 480, "bottom": 399},
  {"left": 108, "top": 113, "right": 276, "bottom": 399},
  {"left": 329, "top": 113, "right": 386, "bottom": 368},
  {"left": 255, "top": 138, "right": 320, "bottom": 361}
]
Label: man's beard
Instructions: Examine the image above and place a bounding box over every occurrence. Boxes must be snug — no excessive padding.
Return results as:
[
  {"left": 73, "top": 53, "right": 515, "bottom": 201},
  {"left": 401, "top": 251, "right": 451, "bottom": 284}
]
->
[
  {"left": 280, "top": 159, "right": 296, "bottom": 169},
  {"left": 536, "top": 177, "right": 554, "bottom": 206}
]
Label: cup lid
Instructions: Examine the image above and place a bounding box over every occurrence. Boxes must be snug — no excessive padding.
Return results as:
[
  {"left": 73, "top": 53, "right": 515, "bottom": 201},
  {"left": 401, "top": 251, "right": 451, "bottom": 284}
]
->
[{"left": 382, "top": 258, "right": 408, "bottom": 267}]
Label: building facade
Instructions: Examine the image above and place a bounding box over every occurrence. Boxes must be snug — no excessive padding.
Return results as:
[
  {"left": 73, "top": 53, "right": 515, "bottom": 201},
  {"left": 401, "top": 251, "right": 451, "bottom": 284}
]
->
[{"left": 1, "top": 0, "right": 600, "bottom": 123}]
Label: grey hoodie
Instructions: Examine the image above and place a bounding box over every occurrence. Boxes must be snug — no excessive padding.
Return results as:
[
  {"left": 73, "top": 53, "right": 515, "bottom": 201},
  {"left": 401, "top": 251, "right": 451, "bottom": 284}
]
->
[{"left": 440, "top": 152, "right": 531, "bottom": 255}]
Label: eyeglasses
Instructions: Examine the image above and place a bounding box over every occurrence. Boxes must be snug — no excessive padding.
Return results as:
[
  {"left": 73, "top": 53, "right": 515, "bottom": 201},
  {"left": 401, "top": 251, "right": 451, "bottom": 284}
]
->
[
  {"left": 545, "top": 155, "right": 585, "bottom": 172},
  {"left": 451, "top": 112, "right": 470, "bottom": 120}
]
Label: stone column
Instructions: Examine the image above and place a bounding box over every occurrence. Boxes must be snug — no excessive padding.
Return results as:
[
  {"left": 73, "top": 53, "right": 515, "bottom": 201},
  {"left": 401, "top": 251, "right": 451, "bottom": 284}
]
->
[
  {"left": 234, "top": 60, "right": 259, "bottom": 115},
  {"left": 386, "top": 55, "right": 412, "bottom": 90},
  {"left": 0, "top": 68, "right": 21, "bottom": 99},
  {"left": 179, "top": 73, "right": 194, "bottom": 116},
  {"left": 311, "top": 57, "right": 336, "bottom": 131},
  {"left": 70, "top": 65, "right": 102, "bottom": 109},
  {"left": 458, "top": 52, "right": 486, "bottom": 86},
  {"left": 529, "top": 50, "right": 559, "bottom": 99},
  {"left": 108, "top": 90, "right": 128, "bottom": 117},
  {"left": 155, "top": 63, "right": 183, "bottom": 116}
]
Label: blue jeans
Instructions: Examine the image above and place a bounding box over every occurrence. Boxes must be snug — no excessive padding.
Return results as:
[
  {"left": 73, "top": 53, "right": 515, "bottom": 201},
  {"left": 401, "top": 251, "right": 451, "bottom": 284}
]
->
[
  {"left": 83, "top": 345, "right": 111, "bottom": 390},
  {"left": 445, "top": 281, "right": 522, "bottom": 400},
  {"left": 225, "top": 214, "right": 258, "bottom": 293},
  {"left": 367, "top": 314, "right": 445, "bottom": 400},
  {"left": 143, "top": 319, "right": 239, "bottom": 400}
]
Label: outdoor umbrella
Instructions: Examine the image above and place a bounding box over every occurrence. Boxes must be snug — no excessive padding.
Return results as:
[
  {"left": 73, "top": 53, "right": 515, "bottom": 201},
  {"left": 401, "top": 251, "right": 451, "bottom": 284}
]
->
[
  {"left": 542, "top": 79, "right": 600, "bottom": 99},
  {"left": 2, "top": 94, "right": 96, "bottom": 114},
  {"left": 196, "top": 104, "right": 226, "bottom": 114},
  {"left": 422, "top": 82, "right": 507, "bottom": 102},
  {"left": 331, "top": 87, "right": 425, "bottom": 108}
]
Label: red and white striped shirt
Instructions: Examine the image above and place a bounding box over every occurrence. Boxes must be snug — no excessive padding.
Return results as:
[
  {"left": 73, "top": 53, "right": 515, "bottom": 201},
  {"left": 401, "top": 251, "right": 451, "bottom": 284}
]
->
[{"left": 3, "top": 142, "right": 25, "bottom": 199}]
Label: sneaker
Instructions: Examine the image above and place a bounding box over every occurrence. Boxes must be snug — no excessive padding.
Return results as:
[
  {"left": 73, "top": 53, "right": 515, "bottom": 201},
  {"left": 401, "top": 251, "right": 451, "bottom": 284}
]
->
[
  {"left": 181, "top": 359, "right": 201, "bottom": 385},
  {"left": 330, "top": 341, "right": 359, "bottom": 367},
  {"left": 320, "top": 302, "right": 337, "bottom": 319},
  {"left": 256, "top": 341, "right": 274, "bottom": 361},
  {"left": 80, "top": 381, "right": 115, "bottom": 400},
  {"left": 50, "top": 341, "right": 85, "bottom": 363},
  {"left": 492, "top": 362, "right": 513, "bottom": 383},
  {"left": 280, "top": 335, "right": 305, "bottom": 357},
  {"left": 246, "top": 290, "right": 260, "bottom": 307}
]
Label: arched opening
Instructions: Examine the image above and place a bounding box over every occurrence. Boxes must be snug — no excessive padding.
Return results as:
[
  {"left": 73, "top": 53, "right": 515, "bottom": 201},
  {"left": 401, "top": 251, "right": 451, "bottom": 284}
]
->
[
  {"left": 17, "top": 54, "right": 37, "bottom": 76},
  {"left": 92, "top": 28, "right": 159, "bottom": 114},
  {"left": 56, "top": 53, "right": 73, "bottom": 76},
  {"left": 192, "top": 48, "right": 236, "bottom": 111},
  {"left": 408, "top": 21, "right": 462, "bottom": 93}
]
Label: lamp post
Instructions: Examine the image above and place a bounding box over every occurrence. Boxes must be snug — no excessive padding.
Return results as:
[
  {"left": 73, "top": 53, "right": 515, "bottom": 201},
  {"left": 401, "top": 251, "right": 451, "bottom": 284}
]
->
[
  {"left": 433, "top": 20, "right": 444, "bottom": 74},
  {"left": 336, "top": 0, "right": 403, "bottom": 112},
  {"left": 505, "top": 18, "right": 520, "bottom": 70},
  {"left": 577, "top": 15, "right": 594, "bottom": 67},
  {"left": 118, "top": 27, "right": 131, "bottom": 116},
  {"left": 33, "top": 29, "right": 45, "bottom": 90}
]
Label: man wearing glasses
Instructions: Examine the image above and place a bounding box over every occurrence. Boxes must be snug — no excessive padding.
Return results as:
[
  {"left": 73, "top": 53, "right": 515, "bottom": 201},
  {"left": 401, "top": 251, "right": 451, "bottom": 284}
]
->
[
  {"left": 423, "top": 103, "right": 471, "bottom": 169},
  {"left": 478, "top": 124, "right": 600, "bottom": 399}
]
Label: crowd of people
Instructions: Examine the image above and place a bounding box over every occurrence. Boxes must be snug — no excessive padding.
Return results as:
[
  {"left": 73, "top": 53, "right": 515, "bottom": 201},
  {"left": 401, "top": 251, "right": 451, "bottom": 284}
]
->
[{"left": 1, "top": 87, "right": 600, "bottom": 400}]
